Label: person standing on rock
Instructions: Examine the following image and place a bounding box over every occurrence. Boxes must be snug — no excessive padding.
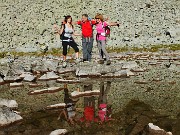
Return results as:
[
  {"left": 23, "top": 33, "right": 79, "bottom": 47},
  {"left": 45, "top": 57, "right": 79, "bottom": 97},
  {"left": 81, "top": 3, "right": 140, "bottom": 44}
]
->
[
  {"left": 95, "top": 13, "right": 119, "bottom": 65},
  {"left": 59, "top": 15, "right": 81, "bottom": 68},
  {"left": 75, "top": 14, "right": 97, "bottom": 62}
]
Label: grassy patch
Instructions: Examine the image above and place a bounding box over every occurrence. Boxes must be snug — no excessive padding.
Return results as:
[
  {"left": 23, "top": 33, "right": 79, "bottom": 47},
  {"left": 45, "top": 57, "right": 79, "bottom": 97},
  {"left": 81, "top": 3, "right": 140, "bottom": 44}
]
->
[
  {"left": 0, "top": 44, "right": 179, "bottom": 58},
  {"left": 107, "top": 44, "right": 180, "bottom": 53}
]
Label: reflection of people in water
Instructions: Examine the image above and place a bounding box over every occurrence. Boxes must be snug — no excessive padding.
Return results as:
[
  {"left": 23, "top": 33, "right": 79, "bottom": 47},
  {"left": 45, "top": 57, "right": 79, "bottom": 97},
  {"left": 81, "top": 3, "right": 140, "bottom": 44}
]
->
[
  {"left": 58, "top": 84, "right": 77, "bottom": 125},
  {"left": 80, "top": 84, "right": 98, "bottom": 126},
  {"left": 98, "top": 81, "right": 113, "bottom": 123}
]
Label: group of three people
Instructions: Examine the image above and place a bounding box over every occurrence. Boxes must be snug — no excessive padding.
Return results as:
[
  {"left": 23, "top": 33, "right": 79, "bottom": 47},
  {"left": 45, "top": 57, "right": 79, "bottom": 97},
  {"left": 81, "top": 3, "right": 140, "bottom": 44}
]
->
[{"left": 55, "top": 13, "right": 119, "bottom": 68}]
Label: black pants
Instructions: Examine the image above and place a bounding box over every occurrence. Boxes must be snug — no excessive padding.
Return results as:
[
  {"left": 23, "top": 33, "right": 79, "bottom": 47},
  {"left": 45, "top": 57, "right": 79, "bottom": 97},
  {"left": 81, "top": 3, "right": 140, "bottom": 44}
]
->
[{"left": 62, "top": 41, "right": 79, "bottom": 56}]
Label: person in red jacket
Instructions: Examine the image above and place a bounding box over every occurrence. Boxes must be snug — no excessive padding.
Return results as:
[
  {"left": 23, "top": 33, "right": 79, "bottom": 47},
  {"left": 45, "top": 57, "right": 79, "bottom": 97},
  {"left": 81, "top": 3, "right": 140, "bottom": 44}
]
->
[{"left": 76, "top": 14, "right": 97, "bottom": 62}]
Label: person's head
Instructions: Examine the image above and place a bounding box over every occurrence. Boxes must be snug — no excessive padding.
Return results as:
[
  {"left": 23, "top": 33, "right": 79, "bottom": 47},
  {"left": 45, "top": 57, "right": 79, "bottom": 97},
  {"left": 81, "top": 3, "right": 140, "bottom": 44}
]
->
[
  {"left": 82, "top": 14, "right": 88, "bottom": 22},
  {"left": 64, "top": 15, "right": 72, "bottom": 24},
  {"left": 95, "top": 13, "right": 104, "bottom": 23}
]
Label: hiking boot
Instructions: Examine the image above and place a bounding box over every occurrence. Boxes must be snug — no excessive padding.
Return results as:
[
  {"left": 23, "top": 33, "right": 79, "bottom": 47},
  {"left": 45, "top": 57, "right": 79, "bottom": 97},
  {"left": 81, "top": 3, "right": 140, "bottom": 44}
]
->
[
  {"left": 99, "top": 59, "right": 104, "bottom": 64},
  {"left": 106, "top": 60, "right": 111, "bottom": 65},
  {"left": 62, "top": 61, "right": 67, "bottom": 68}
]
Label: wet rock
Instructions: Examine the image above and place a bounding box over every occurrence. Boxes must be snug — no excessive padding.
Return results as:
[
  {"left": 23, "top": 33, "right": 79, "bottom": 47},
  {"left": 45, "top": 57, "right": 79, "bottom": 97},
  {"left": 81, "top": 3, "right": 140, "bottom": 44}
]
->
[
  {"left": 0, "top": 106, "right": 23, "bottom": 127},
  {"left": 49, "top": 129, "right": 68, "bottom": 135},
  {"left": 0, "top": 98, "right": 18, "bottom": 108}
]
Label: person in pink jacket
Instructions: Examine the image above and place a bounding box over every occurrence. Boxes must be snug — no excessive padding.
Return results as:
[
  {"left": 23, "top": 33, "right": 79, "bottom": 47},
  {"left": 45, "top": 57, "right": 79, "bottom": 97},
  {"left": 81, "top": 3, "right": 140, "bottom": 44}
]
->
[{"left": 95, "top": 13, "right": 119, "bottom": 65}]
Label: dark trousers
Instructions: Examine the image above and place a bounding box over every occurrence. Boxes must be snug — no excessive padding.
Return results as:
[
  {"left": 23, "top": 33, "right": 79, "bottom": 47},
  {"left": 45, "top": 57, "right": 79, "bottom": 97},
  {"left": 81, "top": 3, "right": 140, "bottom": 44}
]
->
[
  {"left": 82, "top": 37, "right": 93, "bottom": 61},
  {"left": 62, "top": 41, "right": 79, "bottom": 56}
]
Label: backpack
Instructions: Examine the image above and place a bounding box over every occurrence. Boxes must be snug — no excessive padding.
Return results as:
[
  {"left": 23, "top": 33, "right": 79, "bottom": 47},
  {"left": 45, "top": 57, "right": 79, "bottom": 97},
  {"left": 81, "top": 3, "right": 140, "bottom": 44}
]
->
[
  {"left": 102, "top": 22, "right": 110, "bottom": 37},
  {"left": 60, "top": 24, "right": 65, "bottom": 40}
]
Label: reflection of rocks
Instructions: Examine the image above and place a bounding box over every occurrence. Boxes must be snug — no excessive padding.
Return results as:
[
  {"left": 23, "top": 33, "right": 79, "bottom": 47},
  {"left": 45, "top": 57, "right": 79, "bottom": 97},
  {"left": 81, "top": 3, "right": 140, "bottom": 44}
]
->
[
  {"left": 0, "top": 98, "right": 18, "bottom": 108},
  {"left": 0, "top": 106, "right": 22, "bottom": 127},
  {"left": 28, "top": 87, "right": 63, "bottom": 95},
  {"left": 46, "top": 103, "right": 66, "bottom": 110},
  {"left": 10, "top": 82, "right": 24, "bottom": 88},
  {"left": 71, "top": 90, "right": 100, "bottom": 98}
]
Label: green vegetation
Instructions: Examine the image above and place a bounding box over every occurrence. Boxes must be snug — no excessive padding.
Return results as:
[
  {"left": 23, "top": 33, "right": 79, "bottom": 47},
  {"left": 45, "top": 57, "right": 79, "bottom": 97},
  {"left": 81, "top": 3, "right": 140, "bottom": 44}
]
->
[
  {"left": 0, "top": 44, "right": 179, "bottom": 58},
  {"left": 107, "top": 44, "right": 180, "bottom": 53}
]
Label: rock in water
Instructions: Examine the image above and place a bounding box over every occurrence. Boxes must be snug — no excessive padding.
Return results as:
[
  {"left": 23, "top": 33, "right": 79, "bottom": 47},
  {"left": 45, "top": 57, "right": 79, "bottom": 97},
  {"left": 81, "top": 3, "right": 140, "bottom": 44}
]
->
[
  {"left": 0, "top": 98, "right": 18, "bottom": 108},
  {"left": 0, "top": 106, "right": 23, "bottom": 127},
  {"left": 49, "top": 129, "right": 68, "bottom": 135}
]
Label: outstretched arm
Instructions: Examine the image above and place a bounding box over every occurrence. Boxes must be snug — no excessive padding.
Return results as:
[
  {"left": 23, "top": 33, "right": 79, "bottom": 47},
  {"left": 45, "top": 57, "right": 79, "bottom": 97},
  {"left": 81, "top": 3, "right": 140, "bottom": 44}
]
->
[{"left": 108, "top": 22, "right": 120, "bottom": 27}]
